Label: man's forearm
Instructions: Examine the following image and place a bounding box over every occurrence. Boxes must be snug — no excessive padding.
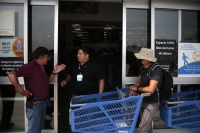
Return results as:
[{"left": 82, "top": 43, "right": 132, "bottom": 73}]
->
[
  {"left": 65, "top": 74, "right": 71, "bottom": 83},
  {"left": 8, "top": 71, "right": 24, "bottom": 94},
  {"left": 48, "top": 72, "right": 56, "bottom": 83},
  {"left": 99, "top": 79, "right": 105, "bottom": 93}
]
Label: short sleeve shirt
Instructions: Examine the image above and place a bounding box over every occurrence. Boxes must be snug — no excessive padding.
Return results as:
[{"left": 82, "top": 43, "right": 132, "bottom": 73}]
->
[
  {"left": 69, "top": 60, "right": 104, "bottom": 95},
  {"left": 139, "top": 62, "right": 162, "bottom": 103},
  {"left": 14, "top": 60, "right": 49, "bottom": 98}
]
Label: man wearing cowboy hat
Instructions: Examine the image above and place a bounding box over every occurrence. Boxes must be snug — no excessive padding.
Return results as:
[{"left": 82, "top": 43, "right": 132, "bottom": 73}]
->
[{"left": 129, "top": 47, "right": 162, "bottom": 133}]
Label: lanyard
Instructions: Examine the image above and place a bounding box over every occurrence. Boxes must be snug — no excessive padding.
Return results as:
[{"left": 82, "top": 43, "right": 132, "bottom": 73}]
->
[
  {"left": 78, "top": 61, "right": 90, "bottom": 74},
  {"left": 78, "top": 64, "right": 82, "bottom": 74}
]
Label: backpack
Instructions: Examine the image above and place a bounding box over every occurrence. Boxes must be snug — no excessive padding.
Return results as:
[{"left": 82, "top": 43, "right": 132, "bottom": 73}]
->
[{"left": 149, "top": 63, "right": 173, "bottom": 100}]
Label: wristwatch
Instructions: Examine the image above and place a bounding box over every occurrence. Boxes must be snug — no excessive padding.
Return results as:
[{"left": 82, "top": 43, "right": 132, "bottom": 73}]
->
[{"left": 52, "top": 72, "right": 57, "bottom": 75}]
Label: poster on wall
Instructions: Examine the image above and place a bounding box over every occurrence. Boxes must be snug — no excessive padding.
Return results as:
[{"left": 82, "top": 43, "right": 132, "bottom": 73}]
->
[
  {"left": 155, "top": 39, "right": 176, "bottom": 72},
  {"left": 0, "top": 38, "right": 24, "bottom": 76},
  {"left": 178, "top": 43, "right": 200, "bottom": 77},
  {"left": 0, "top": 10, "right": 15, "bottom": 36}
]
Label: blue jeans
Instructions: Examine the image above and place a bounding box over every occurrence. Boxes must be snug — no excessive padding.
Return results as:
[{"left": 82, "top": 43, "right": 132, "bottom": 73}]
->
[{"left": 26, "top": 100, "right": 47, "bottom": 133}]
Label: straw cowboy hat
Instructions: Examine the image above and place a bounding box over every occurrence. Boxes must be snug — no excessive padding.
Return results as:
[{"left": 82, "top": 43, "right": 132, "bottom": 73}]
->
[{"left": 134, "top": 47, "right": 157, "bottom": 62}]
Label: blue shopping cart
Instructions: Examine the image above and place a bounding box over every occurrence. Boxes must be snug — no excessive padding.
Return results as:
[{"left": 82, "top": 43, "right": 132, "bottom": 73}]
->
[
  {"left": 160, "top": 90, "right": 200, "bottom": 132},
  {"left": 69, "top": 87, "right": 149, "bottom": 133}
]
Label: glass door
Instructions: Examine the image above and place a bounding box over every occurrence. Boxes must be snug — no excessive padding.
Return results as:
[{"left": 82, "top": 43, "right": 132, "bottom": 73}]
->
[
  {"left": 122, "top": 1, "right": 150, "bottom": 87},
  {"left": 123, "top": 0, "right": 200, "bottom": 133},
  {"left": 28, "top": 0, "right": 59, "bottom": 133}
]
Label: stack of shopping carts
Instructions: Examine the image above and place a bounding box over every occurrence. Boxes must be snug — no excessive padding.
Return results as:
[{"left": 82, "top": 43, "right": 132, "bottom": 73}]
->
[
  {"left": 160, "top": 90, "right": 200, "bottom": 132},
  {"left": 69, "top": 87, "right": 143, "bottom": 133}
]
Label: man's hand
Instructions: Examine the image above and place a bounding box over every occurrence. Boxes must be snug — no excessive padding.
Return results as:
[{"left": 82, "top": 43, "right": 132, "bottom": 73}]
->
[
  {"left": 61, "top": 80, "right": 67, "bottom": 87},
  {"left": 129, "top": 86, "right": 137, "bottom": 96},
  {"left": 19, "top": 89, "right": 32, "bottom": 97},
  {"left": 53, "top": 64, "right": 66, "bottom": 74},
  {"left": 129, "top": 88, "right": 135, "bottom": 96},
  {"left": 130, "top": 86, "right": 137, "bottom": 91}
]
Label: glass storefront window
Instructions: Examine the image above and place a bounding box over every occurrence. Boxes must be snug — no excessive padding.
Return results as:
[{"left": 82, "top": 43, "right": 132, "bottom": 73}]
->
[
  {"left": 0, "top": 3, "right": 25, "bottom": 132},
  {"left": 155, "top": 9, "right": 178, "bottom": 77},
  {"left": 181, "top": 10, "right": 200, "bottom": 43},
  {"left": 126, "top": 9, "right": 151, "bottom": 77}
]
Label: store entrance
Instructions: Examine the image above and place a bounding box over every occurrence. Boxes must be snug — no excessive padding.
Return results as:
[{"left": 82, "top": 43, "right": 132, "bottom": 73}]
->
[{"left": 57, "top": 1, "right": 122, "bottom": 132}]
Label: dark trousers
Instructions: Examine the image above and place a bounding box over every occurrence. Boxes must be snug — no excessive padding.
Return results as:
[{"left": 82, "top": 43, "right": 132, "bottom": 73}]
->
[
  {"left": 46, "top": 85, "right": 54, "bottom": 115},
  {"left": 0, "top": 85, "right": 16, "bottom": 128}
]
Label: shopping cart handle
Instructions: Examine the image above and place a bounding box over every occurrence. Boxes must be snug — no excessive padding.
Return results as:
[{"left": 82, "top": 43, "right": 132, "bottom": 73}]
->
[
  {"left": 141, "top": 93, "right": 151, "bottom": 97},
  {"left": 166, "top": 101, "right": 184, "bottom": 104},
  {"left": 70, "top": 95, "right": 87, "bottom": 107}
]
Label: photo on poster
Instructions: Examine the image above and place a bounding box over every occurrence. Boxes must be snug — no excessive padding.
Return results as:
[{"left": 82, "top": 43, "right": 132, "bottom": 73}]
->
[{"left": 178, "top": 43, "right": 200, "bottom": 77}]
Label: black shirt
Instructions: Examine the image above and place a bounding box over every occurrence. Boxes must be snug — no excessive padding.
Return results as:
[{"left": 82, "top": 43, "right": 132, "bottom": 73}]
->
[
  {"left": 139, "top": 62, "right": 162, "bottom": 103},
  {"left": 69, "top": 60, "right": 104, "bottom": 95}
]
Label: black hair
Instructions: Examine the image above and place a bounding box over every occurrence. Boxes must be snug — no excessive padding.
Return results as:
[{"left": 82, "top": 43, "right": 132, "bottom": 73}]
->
[
  {"left": 33, "top": 47, "right": 49, "bottom": 59},
  {"left": 78, "top": 46, "right": 91, "bottom": 56}
]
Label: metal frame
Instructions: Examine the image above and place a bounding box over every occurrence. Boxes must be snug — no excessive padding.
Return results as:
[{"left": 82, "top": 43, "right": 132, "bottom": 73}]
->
[{"left": 0, "top": 0, "right": 59, "bottom": 133}]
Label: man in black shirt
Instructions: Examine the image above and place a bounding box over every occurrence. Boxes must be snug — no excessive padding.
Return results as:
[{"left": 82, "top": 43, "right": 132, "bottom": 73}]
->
[
  {"left": 61, "top": 46, "right": 105, "bottom": 95},
  {"left": 129, "top": 47, "right": 162, "bottom": 133}
]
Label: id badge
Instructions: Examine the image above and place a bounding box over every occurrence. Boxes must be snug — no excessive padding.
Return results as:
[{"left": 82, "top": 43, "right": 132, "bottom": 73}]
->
[{"left": 77, "top": 74, "right": 83, "bottom": 81}]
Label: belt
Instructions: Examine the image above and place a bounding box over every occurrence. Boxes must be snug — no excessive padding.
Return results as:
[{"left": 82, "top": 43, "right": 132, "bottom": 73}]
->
[{"left": 34, "top": 97, "right": 47, "bottom": 101}]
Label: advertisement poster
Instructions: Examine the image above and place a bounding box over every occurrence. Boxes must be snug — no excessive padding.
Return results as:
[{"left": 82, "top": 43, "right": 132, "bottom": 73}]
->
[
  {"left": 155, "top": 39, "right": 176, "bottom": 71},
  {"left": 0, "top": 38, "right": 24, "bottom": 76},
  {"left": 178, "top": 43, "right": 200, "bottom": 77}
]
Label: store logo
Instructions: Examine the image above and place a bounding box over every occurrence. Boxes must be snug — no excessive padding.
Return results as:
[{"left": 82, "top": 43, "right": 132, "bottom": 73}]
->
[{"left": 180, "top": 44, "right": 196, "bottom": 50}]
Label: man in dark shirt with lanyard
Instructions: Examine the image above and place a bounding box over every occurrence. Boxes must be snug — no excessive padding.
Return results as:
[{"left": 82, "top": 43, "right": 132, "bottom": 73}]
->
[
  {"left": 7, "top": 47, "right": 66, "bottom": 133},
  {"left": 129, "top": 47, "right": 162, "bottom": 133},
  {"left": 61, "top": 46, "right": 105, "bottom": 95}
]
